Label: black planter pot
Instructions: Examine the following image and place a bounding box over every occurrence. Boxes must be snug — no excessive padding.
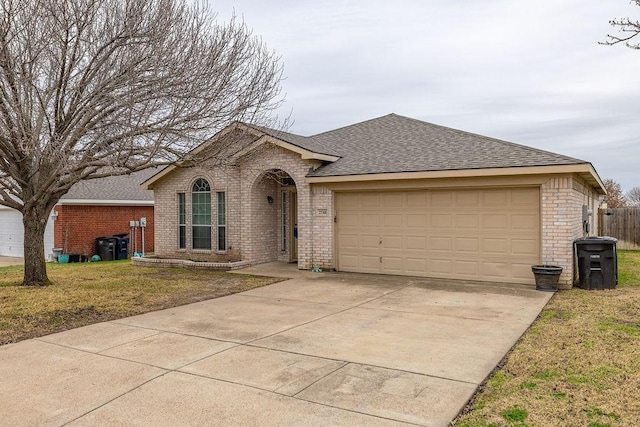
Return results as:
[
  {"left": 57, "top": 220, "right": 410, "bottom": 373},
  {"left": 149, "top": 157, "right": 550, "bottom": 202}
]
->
[{"left": 531, "top": 265, "right": 563, "bottom": 292}]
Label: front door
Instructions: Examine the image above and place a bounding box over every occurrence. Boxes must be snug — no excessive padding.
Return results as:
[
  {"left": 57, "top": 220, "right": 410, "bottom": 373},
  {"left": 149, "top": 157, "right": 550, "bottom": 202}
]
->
[{"left": 290, "top": 192, "right": 298, "bottom": 262}]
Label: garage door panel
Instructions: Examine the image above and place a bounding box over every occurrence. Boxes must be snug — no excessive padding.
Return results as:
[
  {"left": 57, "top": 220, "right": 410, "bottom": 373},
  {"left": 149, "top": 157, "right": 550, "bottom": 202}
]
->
[
  {"left": 511, "top": 214, "right": 539, "bottom": 230},
  {"left": 481, "top": 261, "right": 509, "bottom": 279},
  {"left": 455, "top": 191, "right": 480, "bottom": 207},
  {"left": 338, "top": 254, "right": 359, "bottom": 269},
  {"left": 338, "top": 193, "right": 360, "bottom": 209},
  {"left": 482, "top": 191, "right": 508, "bottom": 206},
  {"left": 511, "top": 263, "right": 536, "bottom": 281},
  {"left": 454, "top": 260, "right": 479, "bottom": 276},
  {"left": 383, "top": 193, "right": 403, "bottom": 207},
  {"left": 406, "top": 236, "right": 427, "bottom": 250},
  {"left": 360, "top": 255, "right": 382, "bottom": 271},
  {"left": 361, "top": 235, "right": 381, "bottom": 249},
  {"left": 456, "top": 238, "right": 479, "bottom": 253},
  {"left": 482, "top": 214, "right": 509, "bottom": 230},
  {"left": 339, "top": 213, "right": 360, "bottom": 227},
  {"left": 429, "top": 192, "right": 452, "bottom": 207},
  {"left": 383, "top": 214, "right": 402, "bottom": 227},
  {"left": 406, "top": 192, "right": 427, "bottom": 207},
  {"left": 382, "top": 235, "right": 403, "bottom": 249},
  {"left": 381, "top": 257, "right": 403, "bottom": 272},
  {"left": 482, "top": 238, "right": 508, "bottom": 255},
  {"left": 361, "top": 214, "right": 380, "bottom": 227},
  {"left": 407, "top": 214, "right": 427, "bottom": 228},
  {"left": 361, "top": 194, "right": 381, "bottom": 208},
  {"left": 336, "top": 188, "right": 540, "bottom": 284},
  {"left": 512, "top": 239, "right": 539, "bottom": 256},
  {"left": 405, "top": 258, "right": 427, "bottom": 275},
  {"left": 430, "top": 214, "right": 452, "bottom": 229},
  {"left": 430, "top": 236, "right": 452, "bottom": 251},
  {"left": 455, "top": 214, "right": 479, "bottom": 228},
  {"left": 430, "top": 259, "right": 453, "bottom": 274},
  {"left": 340, "top": 234, "right": 359, "bottom": 249}
]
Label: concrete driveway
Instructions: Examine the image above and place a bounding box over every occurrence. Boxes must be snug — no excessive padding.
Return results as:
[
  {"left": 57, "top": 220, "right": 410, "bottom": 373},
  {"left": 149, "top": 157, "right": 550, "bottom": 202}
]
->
[{"left": 0, "top": 265, "right": 552, "bottom": 426}]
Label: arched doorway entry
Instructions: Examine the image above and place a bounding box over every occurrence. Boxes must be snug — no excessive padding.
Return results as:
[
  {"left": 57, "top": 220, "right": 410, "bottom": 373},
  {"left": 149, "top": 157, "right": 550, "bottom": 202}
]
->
[{"left": 250, "top": 169, "right": 298, "bottom": 264}]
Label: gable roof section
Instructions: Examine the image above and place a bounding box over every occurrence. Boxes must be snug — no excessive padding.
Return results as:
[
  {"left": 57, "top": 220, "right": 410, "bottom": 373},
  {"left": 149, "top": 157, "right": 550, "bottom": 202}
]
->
[
  {"left": 308, "top": 114, "right": 587, "bottom": 176},
  {"left": 306, "top": 114, "right": 604, "bottom": 192},
  {"left": 232, "top": 123, "right": 340, "bottom": 162},
  {"left": 142, "top": 114, "right": 604, "bottom": 193},
  {"left": 60, "top": 168, "right": 156, "bottom": 205},
  {"left": 248, "top": 124, "right": 341, "bottom": 158}
]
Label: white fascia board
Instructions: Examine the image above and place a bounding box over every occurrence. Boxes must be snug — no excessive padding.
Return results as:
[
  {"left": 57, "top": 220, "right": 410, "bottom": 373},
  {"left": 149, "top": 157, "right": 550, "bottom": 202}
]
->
[{"left": 57, "top": 199, "right": 154, "bottom": 206}]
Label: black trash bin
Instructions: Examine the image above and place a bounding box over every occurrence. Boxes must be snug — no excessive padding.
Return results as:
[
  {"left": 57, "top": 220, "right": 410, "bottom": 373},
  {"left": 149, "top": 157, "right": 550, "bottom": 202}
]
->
[
  {"left": 96, "top": 236, "right": 117, "bottom": 261},
  {"left": 113, "top": 234, "right": 130, "bottom": 260},
  {"left": 574, "top": 237, "right": 618, "bottom": 289}
]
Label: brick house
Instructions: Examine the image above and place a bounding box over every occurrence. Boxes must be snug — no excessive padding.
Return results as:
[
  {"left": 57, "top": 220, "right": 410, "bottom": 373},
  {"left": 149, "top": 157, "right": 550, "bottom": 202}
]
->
[
  {"left": 53, "top": 170, "right": 156, "bottom": 258},
  {"left": 143, "top": 114, "right": 605, "bottom": 287}
]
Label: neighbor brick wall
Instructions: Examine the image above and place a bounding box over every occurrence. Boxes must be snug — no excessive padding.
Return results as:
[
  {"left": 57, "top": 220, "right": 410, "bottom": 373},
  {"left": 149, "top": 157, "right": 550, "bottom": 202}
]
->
[
  {"left": 541, "top": 175, "right": 601, "bottom": 288},
  {"left": 53, "top": 205, "right": 154, "bottom": 256}
]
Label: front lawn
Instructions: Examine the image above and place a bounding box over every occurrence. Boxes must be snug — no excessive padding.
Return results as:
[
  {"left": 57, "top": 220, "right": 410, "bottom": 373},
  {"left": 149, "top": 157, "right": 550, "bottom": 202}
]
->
[
  {"left": 0, "top": 260, "right": 280, "bottom": 345},
  {"left": 454, "top": 250, "right": 640, "bottom": 427}
]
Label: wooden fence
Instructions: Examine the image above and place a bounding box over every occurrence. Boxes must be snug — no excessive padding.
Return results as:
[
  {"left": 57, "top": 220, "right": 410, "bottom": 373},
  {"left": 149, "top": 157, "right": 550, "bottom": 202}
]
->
[{"left": 598, "top": 208, "right": 640, "bottom": 250}]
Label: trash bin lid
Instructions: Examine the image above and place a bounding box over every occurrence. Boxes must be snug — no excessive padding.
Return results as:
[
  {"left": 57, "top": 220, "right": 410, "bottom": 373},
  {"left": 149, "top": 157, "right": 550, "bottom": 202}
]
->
[{"left": 574, "top": 236, "right": 617, "bottom": 244}]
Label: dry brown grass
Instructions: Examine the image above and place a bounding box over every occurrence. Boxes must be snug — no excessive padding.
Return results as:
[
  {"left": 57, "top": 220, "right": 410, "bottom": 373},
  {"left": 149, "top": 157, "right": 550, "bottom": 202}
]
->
[
  {"left": 0, "top": 260, "right": 280, "bottom": 345},
  {"left": 454, "top": 250, "right": 640, "bottom": 427}
]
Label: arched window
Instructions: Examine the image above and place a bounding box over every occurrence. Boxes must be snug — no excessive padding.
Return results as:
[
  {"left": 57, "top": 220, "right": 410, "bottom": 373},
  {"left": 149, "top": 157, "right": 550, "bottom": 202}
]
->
[{"left": 191, "top": 178, "right": 211, "bottom": 249}]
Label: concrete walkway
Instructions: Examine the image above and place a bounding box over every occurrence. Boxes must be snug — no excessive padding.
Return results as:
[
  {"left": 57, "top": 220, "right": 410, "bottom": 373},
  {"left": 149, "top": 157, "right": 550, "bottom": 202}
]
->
[
  {"left": 0, "top": 264, "right": 552, "bottom": 426},
  {"left": 0, "top": 256, "right": 23, "bottom": 267}
]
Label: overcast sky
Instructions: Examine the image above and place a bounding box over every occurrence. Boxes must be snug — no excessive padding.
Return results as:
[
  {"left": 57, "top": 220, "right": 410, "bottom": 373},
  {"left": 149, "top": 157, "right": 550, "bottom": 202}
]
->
[{"left": 210, "top": 1, "right": 640, "bottom": 191}]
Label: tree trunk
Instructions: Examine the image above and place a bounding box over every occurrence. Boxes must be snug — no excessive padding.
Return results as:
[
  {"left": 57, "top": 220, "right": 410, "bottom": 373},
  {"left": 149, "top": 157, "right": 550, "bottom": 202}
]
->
[{"left": 22, "top": 208, "right": 51, "bottom": 286}]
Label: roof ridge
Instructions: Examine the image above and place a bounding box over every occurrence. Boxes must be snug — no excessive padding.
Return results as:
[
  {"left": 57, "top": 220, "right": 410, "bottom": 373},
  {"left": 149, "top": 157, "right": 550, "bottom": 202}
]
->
[{"left": 310, "top": 113, "right": 398, "bottom": 138}]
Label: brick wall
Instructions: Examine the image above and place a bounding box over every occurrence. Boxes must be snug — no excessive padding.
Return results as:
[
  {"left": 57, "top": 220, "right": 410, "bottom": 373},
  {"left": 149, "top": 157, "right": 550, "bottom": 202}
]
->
[
  {"left": 152, "top": 144, "right": 328, "bottom": 269},
  {"left": 541, "top": 175, "right": 601, "bottom": 288},
  {"left": 53, "top": 205, "right": 154, "bottom": 256},
  {"left": 310, "top": 185, "right": 334, "bottom": 269}
]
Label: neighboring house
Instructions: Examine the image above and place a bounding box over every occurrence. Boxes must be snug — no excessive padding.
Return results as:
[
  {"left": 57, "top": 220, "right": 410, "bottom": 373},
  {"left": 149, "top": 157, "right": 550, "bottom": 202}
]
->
[
  {"left": 0, "top": 169, "right": 155, "bottom": 259},
  {"left": 0, "top": 206, "right": 55, "bottom": 257},
  {"left": 143, "top": 114, "right": 605, "bottom": 287},
  {"left": 54, "top": 169, "right": 156, "bottom": 257}
]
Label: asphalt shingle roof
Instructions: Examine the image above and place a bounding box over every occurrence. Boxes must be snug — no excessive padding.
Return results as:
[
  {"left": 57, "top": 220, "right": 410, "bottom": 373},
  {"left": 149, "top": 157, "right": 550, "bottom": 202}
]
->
[
  {"left": 306, "top": 114, "right": 587, "bottom": 177},
  {"left": 62, "top": 168, "right": 157, "bottom": 201},
  {"left": 248, "top": 125, "right": 341, "bottom": 157}
]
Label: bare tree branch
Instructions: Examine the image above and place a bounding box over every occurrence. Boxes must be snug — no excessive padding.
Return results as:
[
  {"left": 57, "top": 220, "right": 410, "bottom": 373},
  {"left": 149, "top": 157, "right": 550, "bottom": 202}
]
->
[
  {"left": 0, "top": 0, "right": 284, "bottom": 285},
  {"left": 600, "top": 0, "right": 640, "bottom": 49},
  {"left": 626, "top": 186, "right": 640, "bottom": 206}
]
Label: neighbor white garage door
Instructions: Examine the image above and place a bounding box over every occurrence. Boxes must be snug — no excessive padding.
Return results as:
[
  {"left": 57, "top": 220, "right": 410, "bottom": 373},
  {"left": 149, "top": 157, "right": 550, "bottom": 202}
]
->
[
  {"left": 335, "top": 187, "right": 540, "bottom": 284},
  {"left": 0, "top": 207, "right": 55, "bottom": 258}
]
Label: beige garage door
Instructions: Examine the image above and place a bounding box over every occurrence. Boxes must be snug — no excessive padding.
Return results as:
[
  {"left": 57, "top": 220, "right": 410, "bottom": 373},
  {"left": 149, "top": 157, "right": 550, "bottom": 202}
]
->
[{"left": 335, "top": 187, "right": 540, "bottom": 284}]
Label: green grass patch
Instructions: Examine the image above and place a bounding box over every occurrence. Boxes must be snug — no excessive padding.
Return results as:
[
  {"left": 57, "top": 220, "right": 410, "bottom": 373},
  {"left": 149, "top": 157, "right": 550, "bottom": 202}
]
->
[
  {"left": 0, "top": 260, "right": 280, "bottom": 345},
  {"left": 454, "top": 250, "right": 640, "bottom": 426},
  {"left": 501, "top": 407, "right": 528, "bottom": 422},
  {"left": 599, "top": 317, "right": 640, "bottom": 337},
  {"left": 618, "top": 250, "right": 640, "bottom": 287}
]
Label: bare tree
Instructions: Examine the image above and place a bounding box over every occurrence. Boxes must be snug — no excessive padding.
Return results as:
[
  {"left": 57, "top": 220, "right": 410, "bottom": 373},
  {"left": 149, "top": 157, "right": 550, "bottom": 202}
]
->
[
  {"left": 601, "top": 0, "right": 640, "bottom": 48},
  {"left": 0, "top": 0, "right": 284, "bottom": 285},
  {"left": 603, "top": 179, "right": 628, "bottom": 208},
  {"left": 627, "top": 186, "right": 640, "bottom": 206}
]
